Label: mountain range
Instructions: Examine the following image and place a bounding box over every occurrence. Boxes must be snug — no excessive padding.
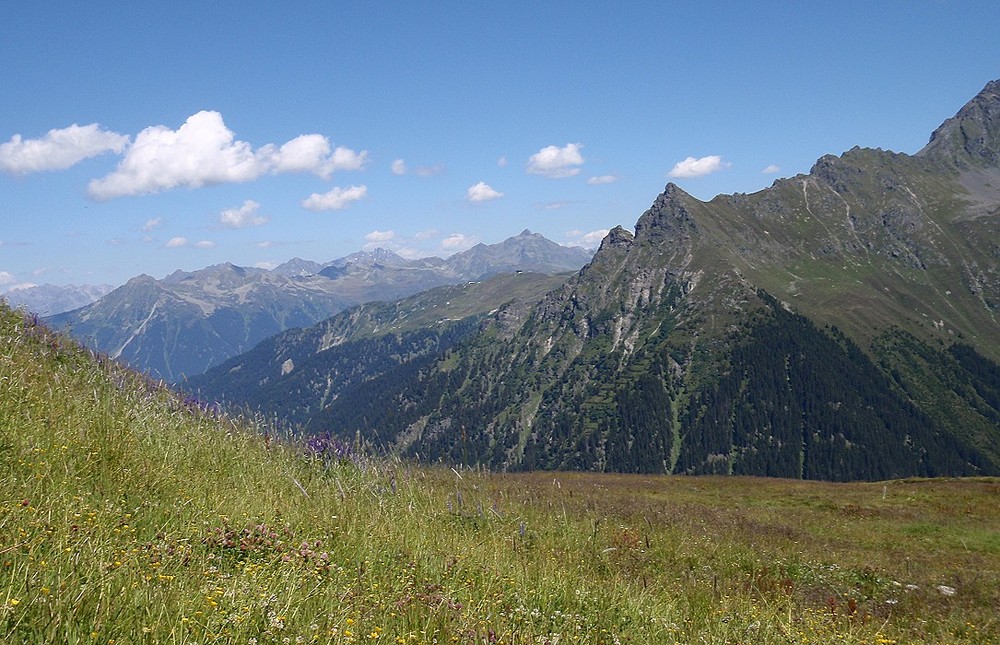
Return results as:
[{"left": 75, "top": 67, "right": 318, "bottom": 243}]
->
[
  {"left": 2, "top": 283, "right": 114, "bottom": 316},
  {"left": 46, "top": 231, "right": 592, "bottom": 382},
  {"left": 189, "top": 79, "right": 1000, "bottom": 481}
]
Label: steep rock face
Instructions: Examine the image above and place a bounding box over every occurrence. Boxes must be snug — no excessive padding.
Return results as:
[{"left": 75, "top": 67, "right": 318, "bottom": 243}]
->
[
  {"left": 920, "top": 79, "right": 1000, "bottom": 168},
  {"left": 305, "top": 80, "right": 1000, "bottom": 480}
]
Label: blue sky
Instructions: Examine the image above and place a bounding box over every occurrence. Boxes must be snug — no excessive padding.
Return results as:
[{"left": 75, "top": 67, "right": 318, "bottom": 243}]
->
[{"left": 2, "top": 1, "right": 999, "bottom": 290}]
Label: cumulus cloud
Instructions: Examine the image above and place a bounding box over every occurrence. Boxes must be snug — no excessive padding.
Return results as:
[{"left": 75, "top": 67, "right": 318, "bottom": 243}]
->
[
  {"left": 0, "top": 123, "right": 128, "bottom": 174},
  {"left": 667, "top": 155, "right": 730, "bottom": 178},
  {"left": 142, "top": 217, "right": 161, "bottom": 232},
  {"left": 0, "top": 271, "right": 14, "bottom": 285},
  {"left": 527, "top": 143, "right": 584, "bottom": 178},
  {"left": 365, "top": 230, "right": 396, "bottom": 244},
  {"left": 87, "top": 111, "right": 366, "bottom": 199},
  {"left": 497, "top": 155, "right": 508, "bottom": 168},
  {"left": 762, "top": 164, "right": 781, "bottom": 174},
  {"left": 194, "top": 240, "right": 215, "bottom": 249},
  {"left": 467, "top": 181, "right": 504, "bottom": 203},
  {"left": 391, "top": 159, "right": 406, "bottom": 175},
  {"left": 440, "top": 233, "right": 477, "bottom": 252},
  {"left": 414, "top": 228, "right": 438, "bottom": 240},
  {"left": 220, "top": 199, "right": 268, "bottom": 229},
  {"left": 254, "top": 260, "right": 279, "bottom": 270},
  {"left": 587, "top": 174, "right": 618, "bottom": 185},
  {"left": 301, "top": 185, "right": 368, "bottom": 211},
  {"left": 269, "top": 134, "right": 367, "bottom": 178},
  {"left": 567, "top": 229, "right": 610, "bottom": 248}
]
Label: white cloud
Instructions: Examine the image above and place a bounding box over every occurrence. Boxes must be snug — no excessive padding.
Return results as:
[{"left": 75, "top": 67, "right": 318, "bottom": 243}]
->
[
  {"left": 762, "top": 164, "right": 781, "bottom": 174},
  {"left": 142, "top": 217, "right": 161, "bottom": 232},
  {"left": 0, "top": 123, "right": 128, "bottom": 174},
  {"left": 527, "top": 143, "right": 584, "bottom": 178},
  {"left": 87, "top": 111, "right": 366, "bottom": 199},
  {"left": 587, "top": 174, "right": 618, "bottom": 185},
  {"left": 5, "top": 282, "right": 38, "bottom": 293},
  {"left": 164, "top": 236, "right": 213, "bottom": 249},
  {"left": 440, "top": 233, "right": 477, "bottom": 252},
  {"left": 301, "top": 185, "right": 368, "bottom": 211},
  {"left": 414, "top": 228, "right": 438, "bottom": 241},
  {"left": 323, "top": 145, "right": 368, "bottom": 175},
  {"left": 497, "top": 155, "right": 508, "bottom": 168},
  {"left": 0, "top": 271, "right": 14, "bottom": 285},
  {"left": 566, "top": 229, "right": 610, "bottom": 248},
  {"left": 467, "top": 181, "right": 504, "bottom": 202},
  {"left": 220, "top": 199, "right": 268, "bottom": 229},
  {"left": 391, "top": 158, "right": 406, "bottom": 175},
  {"left": 268, "top": 134, "right": 367, "bottom": 179},
  {"left": 365, "top": 230, "right": 396, "bottom": 244},
  {"left": 255, "top": 260, "right": 279, "bottom": 270},
  {"left": 667, "top": 155, "right": 730, "bottom": 178}
]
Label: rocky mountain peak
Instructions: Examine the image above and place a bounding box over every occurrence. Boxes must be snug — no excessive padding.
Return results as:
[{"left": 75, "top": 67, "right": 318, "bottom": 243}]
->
[
  {"left": 632, "top": 183, "right": 698, "bottom": 243},
  {"left": 918, "top": 78, "right": 1000, "bottom": 168},
  {"left": 600, "top": 225, "right": 634, "bottom": 251}
]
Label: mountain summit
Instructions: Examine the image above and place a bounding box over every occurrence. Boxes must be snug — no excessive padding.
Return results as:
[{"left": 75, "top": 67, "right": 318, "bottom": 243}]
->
[{"left": 919, "top": 79, "right": 1000, "bottom": 168}]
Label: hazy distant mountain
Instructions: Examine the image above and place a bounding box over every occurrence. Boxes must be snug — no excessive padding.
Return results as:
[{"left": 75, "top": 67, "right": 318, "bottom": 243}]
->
[
  {"left": 444, "top": 230, "right": 595, "bottom": 279},
  {"left": 2, "top": 283, "right": 114, "bottom": 316},
  {"left": 221, "top": 80, "right": 1000, "bottom": 481},
  {"left": 270, "top": 258, "right": 324, "bottom": 277},
  {"left": 46, "top": 265, "right": 354, "bottom": 383},
  {"left": 47, "top": 232, "right": 593, "bottom": 382}
]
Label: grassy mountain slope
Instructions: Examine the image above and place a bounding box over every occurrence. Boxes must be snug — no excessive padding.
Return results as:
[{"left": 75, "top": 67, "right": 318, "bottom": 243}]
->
[{"left": 2, "top": 301, "right": 999, "bottom": 643}]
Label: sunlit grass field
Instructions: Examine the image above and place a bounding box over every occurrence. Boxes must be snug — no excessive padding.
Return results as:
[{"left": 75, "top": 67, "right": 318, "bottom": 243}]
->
[{"left": 2, "top": 302, "right": 998, "bottom": 643}]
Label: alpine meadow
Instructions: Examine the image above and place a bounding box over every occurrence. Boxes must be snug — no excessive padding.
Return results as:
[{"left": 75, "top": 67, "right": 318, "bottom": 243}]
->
[
  {"left": 2, "top": 77, "right": 1000, "bottom": 644},
  {"left": 2, "top": 300, "right": 999, "bottom": 643}
]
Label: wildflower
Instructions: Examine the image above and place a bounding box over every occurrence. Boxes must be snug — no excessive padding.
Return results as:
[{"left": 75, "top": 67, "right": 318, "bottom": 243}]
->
[{"left": 8, "top": 598, "right": 20, "bottom": 606}]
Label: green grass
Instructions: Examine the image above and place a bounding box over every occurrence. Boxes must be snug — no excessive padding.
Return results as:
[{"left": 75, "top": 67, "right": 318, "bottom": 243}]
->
[{"left": 2, "top": 302, "right": 999, "bottom": 643}]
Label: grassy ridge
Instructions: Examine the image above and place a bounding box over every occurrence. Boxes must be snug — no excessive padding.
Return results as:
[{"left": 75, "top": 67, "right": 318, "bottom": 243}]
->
[{"left": 2, "top": 302, "right": 999, "bottom": 643}]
